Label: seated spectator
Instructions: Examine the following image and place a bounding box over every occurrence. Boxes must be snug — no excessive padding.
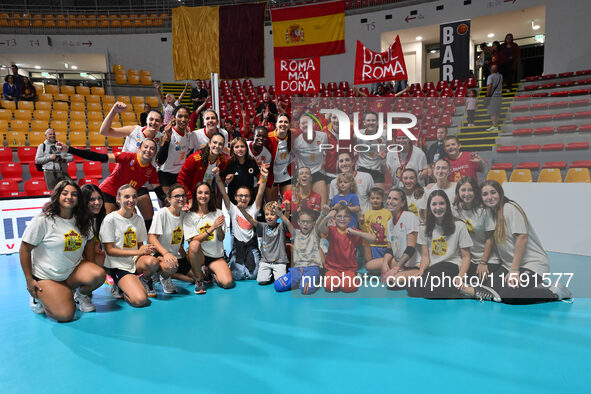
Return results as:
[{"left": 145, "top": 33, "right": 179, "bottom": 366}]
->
[
  {"left": 19, "top": 77, "right": 37, "bottom": 101},
  {"left": 3, "top": 75, "right": 18, "bottom": 101},
  {"left": 140, "top": 103, "right": 151, "bottom": 127}
]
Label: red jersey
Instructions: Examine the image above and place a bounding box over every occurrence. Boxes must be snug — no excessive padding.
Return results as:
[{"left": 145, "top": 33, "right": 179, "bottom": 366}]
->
[
  {"left": 100, "top": 152, "right": 159, "bottom": 197},
  {"left": 177, "top": 150, "right": 228, "bottom": 200},
  {"left": 447, "top": 152, "right": 480, "bottom": 182},
  {"left": 282, "top": 189, "right": 321, "bottom": 229},
  {"left": 324, "top": 226, "right": 363, "bottom": 272}
]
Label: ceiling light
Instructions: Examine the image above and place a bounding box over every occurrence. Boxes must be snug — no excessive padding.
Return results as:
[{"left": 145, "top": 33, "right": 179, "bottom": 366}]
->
[
  {"left": 88, "top": 75, "right": 96, "bottom": 80},
  {"left": 71, "top": 65, "right": 78, "bottom": 70},
  {"left": 532, "top": 20, "right": 540, "bottom": 30},
  {"left": 34, "top": 65, "right": 40, "bottom": 69},
  {"left": 416, "top": 36, "right": 422, "bottom": 41},
  {"left": 64, "top": 63, "right": 69, "bottom": 68},
  {"left": 429, "top": 50, "right": 437, "bottom": 54},
  {"left": 487, "top": 33, "right": 494, "bottom": 38}
]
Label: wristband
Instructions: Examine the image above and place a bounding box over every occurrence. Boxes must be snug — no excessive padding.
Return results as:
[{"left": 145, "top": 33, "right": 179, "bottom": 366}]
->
[
  {"left": 384, "top": 248, "right": 394, "bottom": 257},
  {"left": 403, "top": 246, "right": 416, "bottom": 257}
]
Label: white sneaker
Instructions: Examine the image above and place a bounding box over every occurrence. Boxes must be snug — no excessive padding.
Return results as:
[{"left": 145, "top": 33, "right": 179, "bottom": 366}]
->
[
  {"left": 486, "top": 126, "right": 499, "bottom": 131},
  {"left": 111, "top": 284, "right": 124, "bottom": 299},
  {"left": 29, "top": 296, "right": 45, "bottom": 314},
  {"left": 160, "top": 274, "right": 178, "bottom": 294},
  {"left": 140, "top": 275, "right": 157, "bottom": 297},
  {"left": 74, "top": 288, "right": 96, "bottom": 312}
]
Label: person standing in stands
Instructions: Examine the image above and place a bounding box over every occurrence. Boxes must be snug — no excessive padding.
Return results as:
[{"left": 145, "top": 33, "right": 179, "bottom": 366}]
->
[
  {"left": 154, "top": 81, "right": 189, "bottom": 126},
  {"left": 499, "top": 33, "right": 520, "bottom": 92},
  {"left": 140, "top": 103, "right": 151, "bottom": 127},
  {"left": 10, "top": 64, "right": 24, "bottom": 95},
  {"left": 190, "top": 79, "right": 208, "bottom": 128},
  {"left": 35, "top": 128, "right": 74, "bottom": 191},
  {"left": 486, "top": 65, "right": 503, "bottom": 131},
  {"left": 256, "top": 92, "right": 278, "bottom": 124}
]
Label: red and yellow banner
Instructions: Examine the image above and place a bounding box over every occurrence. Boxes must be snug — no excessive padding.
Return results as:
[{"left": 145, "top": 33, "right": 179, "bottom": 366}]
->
[
  {"left": 271, "top": 0, "right": 345, "bottom": 59},
  {"left": 354, "top": 36, "right": 408, "bottom": 85}
]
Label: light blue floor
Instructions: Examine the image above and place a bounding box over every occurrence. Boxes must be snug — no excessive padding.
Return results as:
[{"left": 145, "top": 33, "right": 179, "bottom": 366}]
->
[{"left": 1, "top": 251, "right": 590, "bottom": 394}]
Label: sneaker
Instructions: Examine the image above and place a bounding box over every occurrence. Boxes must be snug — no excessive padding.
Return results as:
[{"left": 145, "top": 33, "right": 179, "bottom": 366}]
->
[
  {"left": 160, "top": 274, "right": 178, "bottom": 294},
  {"left": 111, "top": 284, "right": 124, "bottom": 299},
  {"left": 140, "top": 275, "right": 157, "bottom": 297},
  {"left": 202, "top": 265, "right": 213, "bottom": 285},
  {"left": 194, "top": 280, "right": 207, "bottom": 295},
  {"left": 105, "top": 274, "right": 114, "bottom": 286},
  {"left": 474, "top": 285, "right": 501, "bottom": 302},
  {"left": 549, "top": 281, "right": 574, "bottom": 303},
  {"left": 74, "top": 288, "right": 96, "bottom": 312},
  {"left": 486, "top": 126, "right": 499, "bottom": 131},
  {"left": 29, "top": 296, "right": 45, "bottom": 314}
]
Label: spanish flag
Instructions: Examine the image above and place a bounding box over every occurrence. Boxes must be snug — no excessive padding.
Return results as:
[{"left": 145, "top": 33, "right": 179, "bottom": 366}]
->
[{"left": 271, "top": 0, "right": 345, "bottom": 59}]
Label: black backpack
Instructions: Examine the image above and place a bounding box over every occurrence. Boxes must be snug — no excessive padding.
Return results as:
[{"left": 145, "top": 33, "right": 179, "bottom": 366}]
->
[{"left": 35, "top": 144, "right": 45, "bottom": 172}]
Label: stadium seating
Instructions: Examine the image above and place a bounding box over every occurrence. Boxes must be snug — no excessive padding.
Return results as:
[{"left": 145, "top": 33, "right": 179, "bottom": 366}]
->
[
  {"left": 1, "top": 163, "right": 23, "bottom": 182},
  {"left": 24, "top": 179, "right": 50, "bottom": 196}
]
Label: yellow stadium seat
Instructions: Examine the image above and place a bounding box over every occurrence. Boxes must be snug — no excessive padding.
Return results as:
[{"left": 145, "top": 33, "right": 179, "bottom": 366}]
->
[
  {"left": 87, "top": 102, "right": 101, "bottom": 112},
  {"left": 537, "top": 169, "right": 563, "bottom": 183},
  {"left": 117, "top": 95, "right": 131, "bottom": 104},
  {"left": 88, "top": 121, "right": 101, "bottom": 133},
  {"left": 87, "top": 111, "right": 103, "bottom": 122},
  {"left": 34, "top": 110, "right": 50, "bottom": 121},
  {"left": 107, "top": 136, "right": 125, "bottom": 146},
  {"left": 18, "top": 101, "right": 34, "bottom": 111},
  {"left": 43, "top": 14, "right": 56, "bottom": 28},
  {"left": 37, "top": 93, "right": 52, "bottom": 102},
  {"left": 115, "top": 72, "right": 127, "bottom": 85},
  {"left": 102, "top": 102, "right": 114, "bottom": 113},
  {"left": 98, "top": 15, "right": 109, "bottom": 28},
  {"left": 140, "top": 74, "right": 152, "bottom": 86},
  {"left": 66, "top": 14, "right": 77, "bottom": 28},
  {"left": 32, "top": 14, "right": 43, "bottom": 27},
  {"left": 70, "top": 102, "right": 85, "bottom": 111},
  {"left": 120, "top": 15, "right": 131, "bottom": 28},
  {"left": 131, "top": 96, "right": 145, "bottom": 106},
  {"left": 0, "top": 109, "right": 12, "bottom": 120},
  {"left": 86, "top": 15, "right": 97, "bottom": 28},
  {"left": 140, "top": 70, "right": 151, "bottom": 77},
  {"left": 122, "top": 104, "right": 134, "bottom": 113},
  {"left": 509, "top": 169, "right": 533, "bottom": 183},
  {"left": 69, "top": 131, "right": 87, "bottom": 146},
  {"left": 60, "top": 85, "right": 75, "bottom": 95},
  {"left": 0, "top": 120, "right": 8, "bottom": 133},
  {"left": 14, "top": 110, "right": 32, "bottom": 122},
  {"left": 21, "top": 13, "right": 32, "bottom": 27},
  {"left": 54, "top": 93, "right": 69, "bottom": 102},
  {"left": 56, "top": 14, "right": 67, "bottom": 28},
  {"left": 0, "top": 100, "right": 16, "bottom": 110},
  {"left": 146, "top": 96, "right": 160, "bottom": 108},
  {"left": 76, "top": 14, "right": 87, "bottom": 28},
  {"left": 131, "top": 15, "right": 144, "bottom": 27},
  {"left": 128, "top": 69, "right": 139, "bottom": 77},
  {"left": 52, "top": 110, "right": 68, "bottom": 121},
  {"left": 28, "top": 131, "right": 45, "bottom": 145},
  {"left": 91, "top": 87, "right": 105, "bottom": 96},
  {"left": 121, "top": 112, "right": 137, "bottom": 124},
  {"left": 128, "top": 74, "right": 140, "bottom": 85},
  {"left": 142, "top": 14, "right": 152, "bottom": 27},
  {"left": 70, "top": 111, "right": 86, "bottom": 122},
  {"left": 103, "top": 95, "right": 115, "bottom": 104},
  {"left": 564, "top": 168, "right": 591, "bottom": 183},
  {"left": 134, "top": 105, "right": 145, "bottom": 115},
  {"left": 87, "top": 95, "right": 101, "bottom": 104},
  {"left": 10, "top": 120, "right": 29, "bottom": 132},
  {"left": 70, "top": 94, "right": 85, "bottom": 103},
  {"left": 76, "top": 86, "right": 90, "bottom": 95},
  {"left": 31, "top": 120, "right": 49, "bottom": 133},
  {"left": 112, "top": 64, "right": 124, "bottom": 74},
  {"left": 50, "top": 120, "right": 68, "bottom": 134},
  {"left": 110, "top": 121, "right": 122, "bottom": 128},
  {"left": 44, "top": 84, "right": 59, "bottom": 95},
  {"left": 486, "top": 170, "right": 508, "bottom": 184},
  {"left": 53, "top": 101, "right": 69, "bottom": 111},
  {"left": 35, "top": 101, "right": 52, "bottom": 111},
  {"left": 88, "top": 133, "right": 106, "bottom": 146},
  {"left": 7, "top": 132, "right": 26, "bottom": 147},
  {"left": 70, "top": 121, "right": 86, "bottom": 133}
]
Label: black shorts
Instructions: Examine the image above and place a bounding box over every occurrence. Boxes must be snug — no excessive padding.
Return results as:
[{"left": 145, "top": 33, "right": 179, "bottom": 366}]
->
[
  {"left": 311, "top": 172, "right": 326, "bottom": 185},
  {"left": 324, "top": 173, "right": 337, "bottom": 185},
  {"left": 358, "top": 167, "right": 385, "bottom": 183},
  {"left": 137, "top": 187, "right": 149, "bottom": 197},
  {"left": 274, "top": 179, "right": 291, "bottom": 187},
  {"left": 108, "top": 268, "right": 134, "bottom": 285},
  {"left": 177, "top": 257, "right": 191, "bottom": 275},
  {"left": 204, "top": 255, "right": 225, "bottom": 266},
  {"left": 158, "top": 171, "right": 179, "bottom": 187},
  {"left": 103, "top": 192, "right": 117, "bottom": 205}
]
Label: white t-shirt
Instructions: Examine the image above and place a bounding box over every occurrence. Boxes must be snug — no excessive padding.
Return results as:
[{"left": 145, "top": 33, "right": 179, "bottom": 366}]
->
[
  {"left": 272, "top": 135, "right": 292, "bottom": 183},
  {"left": 247, "top": 141, "right": 272, "bottom": 167},
  {"left": 191, "top": 128, "right": 230, "bottom": 150},
  {"left": 452, "top": 206, "right": 500, "bottom": 265},
  {"left": 418, "top": 220, "right": 473, "bottom": 268},
  {"left": 293, "top": 132, "right": 327, "bottom": 174},
  {"left": 387, "top": 211, "right": 419, "bottom": 267},
  {"left": 355, "top": 128, "right": 386, "bottom": 171},
  {"left": 183, "top": 209, "right": 226, "bottom": 258},
  {"left": 329, "top": 171, "right": 374, "bottom": 213},
  {"left": 229, "top": 203, "right": 259, "bottom": 243},
  {"left": 22, "top": 214, "right": 93, "bottom": 281},
  {"left": 122, "top": 126, "right": 163, "bottom": 154},
  {"left": 493, "top": 203, "right": 550, "bottom": 275},
  {"left": 149, "top": 208, "right": 184, "bottom": 258},
  {"left": 386, "top": 147, "right": 428, "bottom": 189},
  {"left": 100, "top": 211, "right": 147, "bottom": 272},
  {"left": 406, "top": 192, "right": 426, "bottom": 224},
  {"left": 425, "top": 182, "right": 457, "bottom": 204},
  {"left": 293, "top": 228, "right": 322, "bottom": 268},
  {"left": 159, "top": 127, "right": 193, "bottom": 174},
  {"left": 163, "top": 99, "right": 180, "bottom": 125}
]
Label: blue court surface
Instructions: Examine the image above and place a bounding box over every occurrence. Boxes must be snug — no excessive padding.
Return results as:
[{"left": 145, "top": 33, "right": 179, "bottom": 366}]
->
[{"left": 1, "top": 251, "right": 590, "bottom": 394}]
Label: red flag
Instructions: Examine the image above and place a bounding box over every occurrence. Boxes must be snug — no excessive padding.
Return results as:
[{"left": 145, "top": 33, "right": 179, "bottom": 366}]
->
[
  {"left": 354, "top": 36, "right": 408, "bottom": 85},
  {"left": 275, "top": 57, "right": 320, "bottom": 94}
]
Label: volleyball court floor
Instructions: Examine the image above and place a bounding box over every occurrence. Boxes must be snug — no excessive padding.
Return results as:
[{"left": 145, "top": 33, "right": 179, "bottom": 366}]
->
[{"left": 1, "top": 249, "right": 590, "bottom": 393}]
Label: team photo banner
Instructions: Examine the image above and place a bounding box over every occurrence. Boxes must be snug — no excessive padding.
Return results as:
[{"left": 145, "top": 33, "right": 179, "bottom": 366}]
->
[
  {"left": 439, "top": 19, "right": 471, "bottom": 82},
  {"left": 354, "top": 37, "right": 408, "bottom": 85},
  {"left": 271, "top": 0, "right": 345, "bottom": 59},
  {"left": 275, "top": 57, "right": 320, "bottom": 94}
]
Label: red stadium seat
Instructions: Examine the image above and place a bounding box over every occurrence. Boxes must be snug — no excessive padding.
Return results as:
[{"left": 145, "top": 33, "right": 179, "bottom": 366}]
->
[
  {"left": 28, "top": 163, "right": 44, "bottom": 180},
  {"left": 516, "top": 162, "right": 540, "bottom": 170},
  {"left": 570, "top": 89, "right": 589, "bottom": 96},
  {"left": 83, "top": 161, "right": 104, "bottom": 179},
  {"left": 541, "top": 74, "right": 556, "bottom": 80},
  {"left": 557, "top": 125, "right": 577, "bottom": 133},
  {"left": 0, "top": 180, "right": 19, "bottom": 197},
  {"left": 513, "top": 116, "right": 532, "bottom": 124},
  {"left": 569, "top": 99, "right": 589, "bottom": 107},
  {"left": 565, "top": 142, "right": 589, "bottom": 150},
  {"left": 558, "top": 72, "right": 574, "bottom": 78},
  {"left": 0, "top": 147, "right": 12, "bottom": 163},
  {"left": 518, "top": 145, "right": 540, "bottom": 152},
  {"left": 67, "top": 162, "right": 78, "bottom": 180},
  {"left": 511, "top": 105, "right": 529, "bottom": 112},
  {"left": 524, "top": 84, "right": 539, "bottom": 91},
  {"left": 24, "top": 179, "right": 50, "bottom": 196},
  {"left": 496, "top": 145, "right": 518, "bottom": 153},
  {"left": 525, "top": 76, "right": 540, "bottom": 81},
  {"left": 530, "top": 103, "right": 548, "bottom": 111},
  {"left": 17, "top": 147, "right": 37, "bottom": 163},
  {"left": 79, "top": 178, "right": 99, "bottom": 187},
  {"left": 514, "top": 95, "right": 531, "bottom": 100},
  {"left": 576, "top": 69, "right": 591, "bottom": 76},
  {"left": 491, "top": 162, "right": 513, "bottom": 170},
  {"left": 542, "top": 161, "right": 567, "bottom": 169},
  {"left": 548, "top": 101, "right": 569, "bottom": 109},
  {"left": 578, "top": 124, "right": 591, "bottom": 132},
  {"left": 532, "top": 92, "right": 548, "bottom": 98},
  {"left": 512, "top": 128, "right": 533, "bottom": 136},
  {"left": 0, "top": 163, "right": 23, "bottom": 182},
  {"left": 559, "top": 81, "right": 576, "bottom": 87},
  {"left": 570, "top": 161, "right": 591, "bottom": 168},
  {"left": 533, "top": 127, "right": 554, "bottom": 135},
  {"left": 574, "top": 111, "right": 591, "bottom": 119},
  {"left": 553, "top": 113, "right": 573, "bottom": 121},
  {"left": 541, "top": 83, "right": 556, "bottom": 89},
  {"left": 532, "top": 115, "right": 552, "bottom": 122},
  {"left": 541, "top": 143, "right": 564, "bottom": 151}
]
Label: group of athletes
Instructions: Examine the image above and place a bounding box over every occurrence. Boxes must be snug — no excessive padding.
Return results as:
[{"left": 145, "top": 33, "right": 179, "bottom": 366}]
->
[{"left": 19, "top": 102, "right": 572, "bottom": 322}]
